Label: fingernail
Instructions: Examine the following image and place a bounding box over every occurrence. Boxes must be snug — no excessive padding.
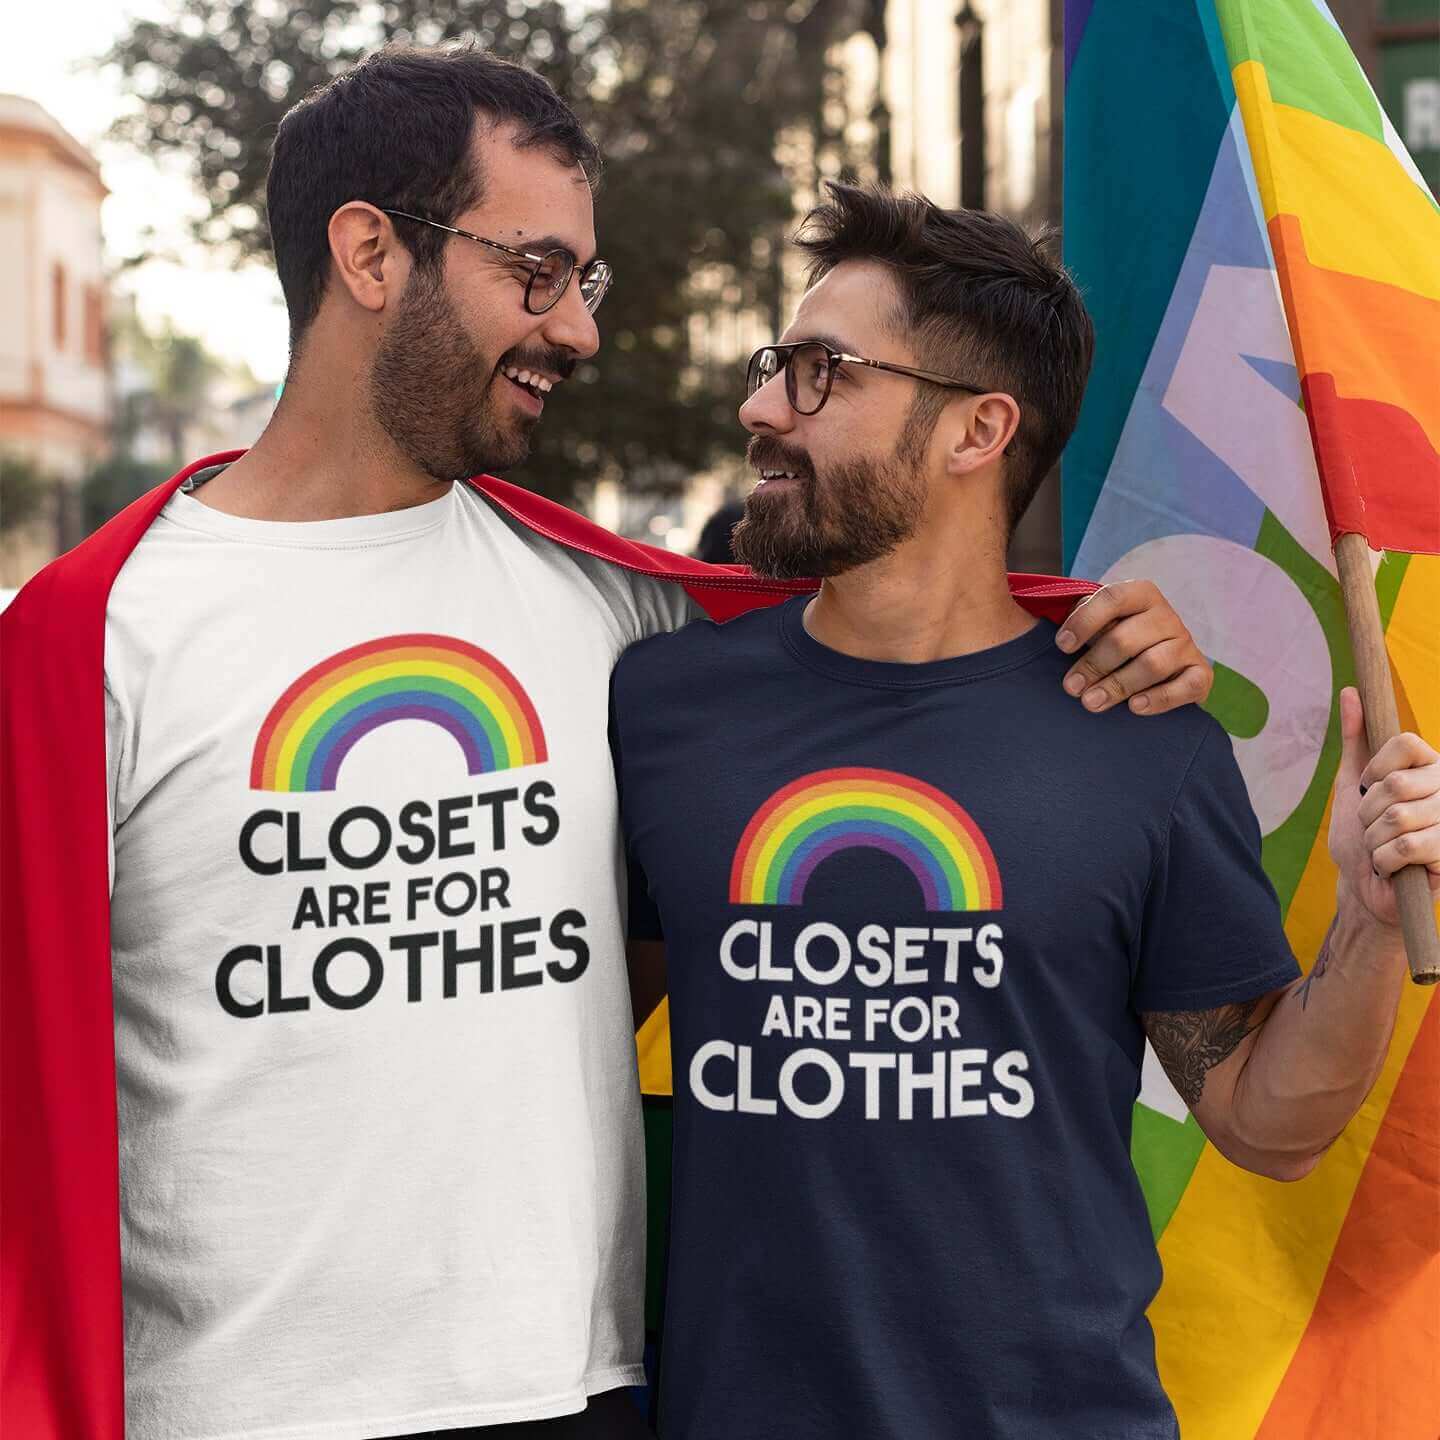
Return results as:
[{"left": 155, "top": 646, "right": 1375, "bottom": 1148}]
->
[
  {"left": 1131, "top": 694, "right": 1150, "bottom": 713},
  {"left": 1064, "top": 674, "right": 1086, "bottom": 696},
  {"left": 1056, "top": 630, "right": 1077, "bottom": 652},
  {"left": 1083, "top": 688, "right": 1106, "bottom": 710}
]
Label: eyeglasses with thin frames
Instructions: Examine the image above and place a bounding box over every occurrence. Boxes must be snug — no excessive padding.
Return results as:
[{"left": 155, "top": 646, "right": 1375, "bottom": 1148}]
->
[
  {"left": 380, "top": 208, "right": 613, "bottom": 316},
  {"left": 746, "top": 341, "right": 993, "bottom": 416}
]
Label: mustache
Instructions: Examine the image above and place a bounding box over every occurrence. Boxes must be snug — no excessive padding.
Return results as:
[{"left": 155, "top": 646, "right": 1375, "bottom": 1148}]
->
[
  {"left": 746, "top": 436, "right": 815, "bottom": 480},
  {"left": 497, "top": 345, "right": 579, "bottom": 381}
]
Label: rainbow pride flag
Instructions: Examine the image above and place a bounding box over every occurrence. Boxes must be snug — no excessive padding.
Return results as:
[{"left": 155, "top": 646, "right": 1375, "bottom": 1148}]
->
[{"left": 1065, "top": 1, "right": 1439, "bottom": 1434}]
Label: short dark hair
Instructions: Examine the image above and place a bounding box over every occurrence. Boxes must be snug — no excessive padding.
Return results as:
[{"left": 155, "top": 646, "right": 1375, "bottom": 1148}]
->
[
  {"left": 267, "top": 43, "right": 601, "bottom": 348},
  {"left": 794, "top": 182, "right": 1095, "bottom": 533}
]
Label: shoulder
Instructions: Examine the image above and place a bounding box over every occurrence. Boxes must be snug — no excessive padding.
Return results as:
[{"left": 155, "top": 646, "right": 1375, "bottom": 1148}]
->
[
  {"left": 613, "top": 601, "right": 781, "bottom": 701},
  {"left": 459, "top": 482, "right": 697, "bottom": 640},
  {"left": 1015, "top": 643, "right": 1229, "bottom": 801}
]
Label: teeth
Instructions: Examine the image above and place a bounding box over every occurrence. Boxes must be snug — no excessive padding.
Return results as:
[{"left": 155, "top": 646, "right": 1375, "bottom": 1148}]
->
[{"left": 502, "top": 366, "right": 555, "bottom": 395}]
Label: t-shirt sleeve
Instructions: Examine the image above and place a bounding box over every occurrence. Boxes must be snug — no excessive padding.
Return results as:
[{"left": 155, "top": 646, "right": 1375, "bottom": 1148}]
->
[
  {"left": 1131, "top": 723, "right": 1301, "bottom": 1012},
  {"left": 104, "top": 680, "right": 124, "bottom": 898},
  {"left": 624, "top": 571, "right": 706, "bottom": 641}
]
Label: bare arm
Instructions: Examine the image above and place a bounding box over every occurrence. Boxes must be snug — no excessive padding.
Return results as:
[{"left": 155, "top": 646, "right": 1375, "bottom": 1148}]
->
[
  {"left": 1143, "top": 911, "right": 1403, "bottom": 1181},
  {"left": 1143, "top": 689, "right": 1440, "bottom": 1181}
]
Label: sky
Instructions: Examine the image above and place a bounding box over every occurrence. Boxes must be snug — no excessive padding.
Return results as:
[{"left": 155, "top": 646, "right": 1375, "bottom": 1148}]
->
[{"left": 5, "top": 2, "right": 292, "bottom": 382}]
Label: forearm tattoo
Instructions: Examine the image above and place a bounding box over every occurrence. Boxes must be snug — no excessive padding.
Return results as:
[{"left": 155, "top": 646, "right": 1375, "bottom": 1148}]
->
[
  {"left": 1143, "top": 999, "right": 1265, "bottom": 1109},
  {"left": 1291, "top": 919, "right": 1337, "bottom": 1012}
]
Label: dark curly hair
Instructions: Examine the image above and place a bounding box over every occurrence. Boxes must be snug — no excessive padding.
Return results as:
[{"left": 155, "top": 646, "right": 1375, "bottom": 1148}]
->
[
  {"left": 795, "top": 182, "right": 1094, "bottom": 534},
  {"left": 267, "top": 43, "right": 601, "bottom": 351}
]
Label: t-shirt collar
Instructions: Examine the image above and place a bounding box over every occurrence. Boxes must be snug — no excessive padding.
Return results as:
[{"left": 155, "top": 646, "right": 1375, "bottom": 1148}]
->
[{"left": 780, "top": 595, "right": 1057, "bottom": 690}]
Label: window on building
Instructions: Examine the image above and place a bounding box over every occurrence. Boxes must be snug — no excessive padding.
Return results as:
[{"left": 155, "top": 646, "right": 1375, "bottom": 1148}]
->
[{"left": 52, "top": 262, "right": 67, "bottom": 350}]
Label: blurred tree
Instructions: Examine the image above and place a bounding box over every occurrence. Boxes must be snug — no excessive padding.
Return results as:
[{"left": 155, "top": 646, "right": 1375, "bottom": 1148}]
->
[
  {"left": 81, "top": 313, "right": 239, "bottom": 530},
  {"left": 0, "top": 454, "right": 52, "bottom": 536},
  {"left": 103, "top": 0, "right": 876, "bottom": 503}
]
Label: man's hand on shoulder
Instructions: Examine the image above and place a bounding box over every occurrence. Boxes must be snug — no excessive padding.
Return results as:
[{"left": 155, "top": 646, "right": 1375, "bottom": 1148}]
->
[{"left": 1054, "top": 579, "right": 1212, "bottom": 717}]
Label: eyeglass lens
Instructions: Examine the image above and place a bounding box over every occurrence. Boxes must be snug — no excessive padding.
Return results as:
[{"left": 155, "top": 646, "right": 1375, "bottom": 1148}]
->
[
  {"left": 526, "top": 252, "right": 574, "bottom": 313},
  {"left": 748, "top": 344, "right": 831, "bottom": 414},
  {"left": 528, "top": 254, "right": 612, "bottom": 316},
  {"left": 577, "top": 261, "right": 611, "bottom": 313}
]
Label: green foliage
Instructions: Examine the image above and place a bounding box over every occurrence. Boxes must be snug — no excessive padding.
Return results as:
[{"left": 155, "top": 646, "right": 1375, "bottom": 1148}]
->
[
  {"left": 79, "top": 312, "right": 240, "bottom": 531},
  {"left": 102, "top": 0, "right": 878, "bottom": 501},
  {"left": 0, "top": 453, "right": 52, "bottom": 535},
  {"left": 81, "top": 456, "right": 178, "bottom": 532}
]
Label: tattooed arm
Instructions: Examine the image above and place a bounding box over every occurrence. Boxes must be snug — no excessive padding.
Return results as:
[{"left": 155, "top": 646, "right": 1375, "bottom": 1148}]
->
[
  {"left": 1141, "top": 914, "right": 1402, "bottom": 1182},
  {"left": 1140, "top": 691, "right": 1440, "bottom": 1182}
]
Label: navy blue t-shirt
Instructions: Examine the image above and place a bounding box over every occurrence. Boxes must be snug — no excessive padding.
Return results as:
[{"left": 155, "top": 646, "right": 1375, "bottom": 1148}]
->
[{"left": 610, "top": 599, "right": 1300, "bottom": 1440}]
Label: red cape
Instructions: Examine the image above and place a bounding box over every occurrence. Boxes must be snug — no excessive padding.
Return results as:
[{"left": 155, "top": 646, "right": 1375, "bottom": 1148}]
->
[{"left": 0, "top": 452, "right": 1093, "bottom": 1436}]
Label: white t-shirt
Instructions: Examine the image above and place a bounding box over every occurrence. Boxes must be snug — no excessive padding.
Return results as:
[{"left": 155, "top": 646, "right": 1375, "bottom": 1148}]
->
[{"left": 103, "top": 476, "right": 697, "bottom": 1439}]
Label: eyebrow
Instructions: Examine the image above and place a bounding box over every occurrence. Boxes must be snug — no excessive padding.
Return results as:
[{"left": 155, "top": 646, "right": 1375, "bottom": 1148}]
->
[
  {"left": 515, "top": 234, "right": 597, "bottom": 266},
  {"left": 780, "top": 330, "right": 856, "bottom": 354}
]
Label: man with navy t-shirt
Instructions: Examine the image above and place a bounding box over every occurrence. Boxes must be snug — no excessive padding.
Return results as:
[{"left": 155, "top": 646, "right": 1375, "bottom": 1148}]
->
[{"left": 610, "top": 184, "right": 1440, "bottom": 1438}]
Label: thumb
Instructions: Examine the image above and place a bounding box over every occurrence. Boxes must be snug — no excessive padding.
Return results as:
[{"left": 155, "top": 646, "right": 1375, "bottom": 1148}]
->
[{"left": 1335, "top": 686, "right": 1370, "bottom": 794}]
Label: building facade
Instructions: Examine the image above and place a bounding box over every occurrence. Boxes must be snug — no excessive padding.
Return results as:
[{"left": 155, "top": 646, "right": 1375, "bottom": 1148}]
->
[{"left": 0, "top": 95, "right": 111, "bottom": 587}]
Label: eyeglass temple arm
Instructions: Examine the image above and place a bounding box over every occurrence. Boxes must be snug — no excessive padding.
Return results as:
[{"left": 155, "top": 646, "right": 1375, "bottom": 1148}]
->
[{"left": 839, "top": 354, "right": 985, "bottom": 393}]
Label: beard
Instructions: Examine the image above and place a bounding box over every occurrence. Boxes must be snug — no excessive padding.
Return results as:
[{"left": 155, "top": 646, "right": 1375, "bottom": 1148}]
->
[
  {"left": 370, "top": 266, "right": 533, "bottom": 481},
  {"left": 731, "top": 413, "right": 934, "bottom": 581}
]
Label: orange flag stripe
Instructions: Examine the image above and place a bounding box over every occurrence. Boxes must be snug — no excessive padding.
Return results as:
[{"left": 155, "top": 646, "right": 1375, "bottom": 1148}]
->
[
  {"left": 1268, "top": 213, "right": 1440, "bottom": 453},
  {"left": 1256, "top": 1001, "right": 1439, "bottom": 1438},
  {"left": 1256, "top": 569, "right": 1440, "bottom": 1438}
]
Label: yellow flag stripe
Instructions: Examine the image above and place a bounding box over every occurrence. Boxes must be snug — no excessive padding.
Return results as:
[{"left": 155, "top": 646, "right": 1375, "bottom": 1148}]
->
[{"left": 1232, "top": 61, "right": 1440, "bottom": 302}]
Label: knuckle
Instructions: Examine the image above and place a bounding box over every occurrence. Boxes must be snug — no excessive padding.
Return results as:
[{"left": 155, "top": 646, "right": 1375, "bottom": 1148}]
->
[
  {"left": 1101, "top": 674, "right": 1128, "bottom": 702},
  {"left": 1393, "top": 833, "right": 1415, "bottom": 862},
  {"left": 1384, "top": 801, "right": 1410, "bottom": 830},
  {"left": 1139, "top": 649, "right": 1171, "bottom": 683}
]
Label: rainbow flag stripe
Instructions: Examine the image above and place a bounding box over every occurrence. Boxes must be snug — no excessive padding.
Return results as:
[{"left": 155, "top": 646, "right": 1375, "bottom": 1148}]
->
[
  {"left": 729, "top": 767, "right": 1001, "bottom": 912},
  {"left": 1066, "top": 2, "right": 1439, "bottom": 1435},
  {"left": 1223, "top": 0, "right": 1440, "bottom": 555},
  {"left": 250, "top": 633, "right": 546, "bottom": 792}
]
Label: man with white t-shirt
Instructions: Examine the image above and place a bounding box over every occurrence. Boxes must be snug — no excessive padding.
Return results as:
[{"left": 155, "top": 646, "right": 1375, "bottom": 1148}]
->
[{"left": 1, "top": 44, "right": 1213, "bottom": 1440}]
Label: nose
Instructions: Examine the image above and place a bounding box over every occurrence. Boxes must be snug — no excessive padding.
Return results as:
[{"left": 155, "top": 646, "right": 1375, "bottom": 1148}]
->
[
  {"left": 541, "top": 276, "right": 601, "bottom": 361},
  {"left": 739, "top": 370, "right": 795, "bottom": 438}
]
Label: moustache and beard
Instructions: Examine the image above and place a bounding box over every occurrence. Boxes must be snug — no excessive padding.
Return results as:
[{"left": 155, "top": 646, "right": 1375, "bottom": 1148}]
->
[
  {"left": 370, "top": 264, "right": 574, "bottom": 481},
  {"left": 732, "top": 396, "right": 941, "bottom": 581}
]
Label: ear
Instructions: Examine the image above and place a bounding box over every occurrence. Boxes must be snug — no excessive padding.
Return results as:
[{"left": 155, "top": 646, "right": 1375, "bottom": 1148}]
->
[
  {"left": 326, "top": 202, "right": 409, "bottom": 317},
  {"left": 942, "top": 393, "right": 1021, "bottom": 477}
]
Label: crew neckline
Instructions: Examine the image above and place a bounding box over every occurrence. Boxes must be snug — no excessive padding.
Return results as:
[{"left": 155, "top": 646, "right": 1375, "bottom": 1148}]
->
[
  {"left": 779, "top": 596, "right": 1058, "bottom": 690},
  {"left": 161, "top": 466, "right": 458, "bottom": 548}
]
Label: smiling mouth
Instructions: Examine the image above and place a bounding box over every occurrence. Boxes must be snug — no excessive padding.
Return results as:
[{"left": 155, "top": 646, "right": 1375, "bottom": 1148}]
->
[
  {"left": 500, "top": 365, "right": 556, "bottom": 402},
  {"left": 755, "top": 468, "right": 808, "bottom": 485}
]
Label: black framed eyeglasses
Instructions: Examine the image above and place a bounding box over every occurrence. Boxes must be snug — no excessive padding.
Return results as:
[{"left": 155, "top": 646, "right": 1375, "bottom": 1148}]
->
[
  {"left": 380, "top": 208, "right": 613, "bottom": 316},
  {"left": 745, "top": 341, "right": 992, "bottom": 416}
]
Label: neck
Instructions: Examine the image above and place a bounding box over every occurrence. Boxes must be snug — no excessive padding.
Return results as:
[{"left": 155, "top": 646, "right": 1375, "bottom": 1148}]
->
[
  {"left": 804, "top": 511, "right": 1035, "bottom": 664},
  {"left": 190, "top": 336, "right": 452, "bottom": 521}
]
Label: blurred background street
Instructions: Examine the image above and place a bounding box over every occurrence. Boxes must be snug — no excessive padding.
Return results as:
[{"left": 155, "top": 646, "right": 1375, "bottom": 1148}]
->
[{"left": 2, "top": 0, "right": 1434, "bottom": 591}]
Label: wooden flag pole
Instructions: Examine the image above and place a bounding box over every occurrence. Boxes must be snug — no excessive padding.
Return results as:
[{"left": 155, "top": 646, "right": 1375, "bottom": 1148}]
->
[{"left": 1334, "top": 532, "right": 1440, "bottom": 984}]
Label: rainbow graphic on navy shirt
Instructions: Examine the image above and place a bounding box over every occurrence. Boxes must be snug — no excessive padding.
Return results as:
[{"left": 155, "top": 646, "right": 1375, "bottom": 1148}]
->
[
  {"left": 729, "top": 767, "right": 1002, "bottom": 912},
  {"left": 250, "top": 633, "right": 547, "bottom": 792}
]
